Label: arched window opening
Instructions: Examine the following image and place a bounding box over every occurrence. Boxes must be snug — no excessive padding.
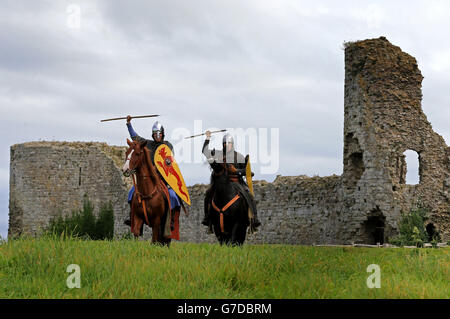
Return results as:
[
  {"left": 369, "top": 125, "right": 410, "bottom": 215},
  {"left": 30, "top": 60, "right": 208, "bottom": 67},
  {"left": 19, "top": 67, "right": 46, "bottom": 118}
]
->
[
  {"left": 344, "top": 133, "right": 365, "bottom": 188},
  {"left": 426, "top": 223, "right": 440, "bottom": 242},
  {"left": 403, "top": 150, "right": 420, "bottom": 185},
  {"left": 362, "top": 209, "right": 386, "bottom": 245}
]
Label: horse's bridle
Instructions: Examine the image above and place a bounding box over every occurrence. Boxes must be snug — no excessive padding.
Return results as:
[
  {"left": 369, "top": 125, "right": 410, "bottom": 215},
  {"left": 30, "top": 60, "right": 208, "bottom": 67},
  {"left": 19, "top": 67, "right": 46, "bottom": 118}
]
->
[
  {"left": 212, "top": 162, "right": 227, "bottom": 177},
  {"left": 123, "top": 149, "right": 134, "bottom": 177},
  {"left": 126, "top": 143, "right": 158, "bottom": 226}
]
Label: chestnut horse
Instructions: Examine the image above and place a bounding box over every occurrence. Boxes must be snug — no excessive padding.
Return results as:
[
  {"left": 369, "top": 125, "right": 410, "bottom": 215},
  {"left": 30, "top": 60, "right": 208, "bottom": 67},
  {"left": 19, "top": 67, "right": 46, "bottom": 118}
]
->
[{"left": 123, "top": 139, "right": 171, "bottom": 245}]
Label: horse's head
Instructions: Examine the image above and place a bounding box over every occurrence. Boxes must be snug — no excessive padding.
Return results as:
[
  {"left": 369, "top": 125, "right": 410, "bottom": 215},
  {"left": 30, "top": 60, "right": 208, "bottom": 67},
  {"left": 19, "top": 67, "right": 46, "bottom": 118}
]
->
[
  {"left": 209, "top": 160, "right": 229, "bottom": 184},
  {"left": 123, "top": 139, "right": 148, "bottom": 176}
]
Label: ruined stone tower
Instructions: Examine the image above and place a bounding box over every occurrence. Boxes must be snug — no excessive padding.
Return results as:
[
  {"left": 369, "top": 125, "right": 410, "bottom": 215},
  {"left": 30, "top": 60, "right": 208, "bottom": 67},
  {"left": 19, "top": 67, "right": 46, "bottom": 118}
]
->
[
  {"left": 8, "top": 37, "right": 449, "bottom": 243},
  {"left": 343, "top": 37, "right": 449, "bottom": 242}
]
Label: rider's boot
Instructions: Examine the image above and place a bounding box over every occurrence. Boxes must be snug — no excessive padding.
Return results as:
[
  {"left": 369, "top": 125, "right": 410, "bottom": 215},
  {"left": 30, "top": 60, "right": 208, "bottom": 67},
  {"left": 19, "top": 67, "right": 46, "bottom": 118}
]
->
[
  {"left": 242, "top": 184, "right": 261, "bottom": 230},
  {"left": 202, "top": 186, "right": 214, "bottom": 234},
  {"left": 251, "top": 210, "right": 261, "bottom": 229},
  {"left": 202, "top": 193, "right": 210, "bottom": 226},
  {"left": 202, "top": 200, "right": 214, "bottom": 234}
]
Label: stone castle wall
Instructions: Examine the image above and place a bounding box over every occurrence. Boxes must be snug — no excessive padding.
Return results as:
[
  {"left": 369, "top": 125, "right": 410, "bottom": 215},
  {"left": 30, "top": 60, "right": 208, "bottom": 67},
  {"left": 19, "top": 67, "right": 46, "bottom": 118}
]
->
[
  {"left": 9, "top": 142, "right": 132, "bottom": 237},
  {"left": 9, "top": 37, "right": 449, "bottom": 243},
  {"left": 176, "top": 175, "right": 344, "bottom": 245},
  {"left": 9, "top": 141, "right": 345, "bottom": 245}
]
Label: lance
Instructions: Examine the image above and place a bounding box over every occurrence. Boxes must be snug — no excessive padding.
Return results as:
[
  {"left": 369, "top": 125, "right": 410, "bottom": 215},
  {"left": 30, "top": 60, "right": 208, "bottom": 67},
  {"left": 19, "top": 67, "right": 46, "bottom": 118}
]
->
[
  {"left": 100, "top": 114, "right": 160, "bottom": 122},
  {"left": 184, "top": 129, "right": 227, "bottom": 139}
]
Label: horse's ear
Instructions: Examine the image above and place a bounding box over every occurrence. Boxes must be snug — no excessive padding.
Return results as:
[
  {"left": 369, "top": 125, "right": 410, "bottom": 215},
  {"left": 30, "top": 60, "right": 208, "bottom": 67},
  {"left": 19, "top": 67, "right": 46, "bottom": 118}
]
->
[
  {"left": 127, "top": 139, "right": 132, "bottom": 146},
  {"left": 140, "top": 140, "right": 148, "bottom": 148}
]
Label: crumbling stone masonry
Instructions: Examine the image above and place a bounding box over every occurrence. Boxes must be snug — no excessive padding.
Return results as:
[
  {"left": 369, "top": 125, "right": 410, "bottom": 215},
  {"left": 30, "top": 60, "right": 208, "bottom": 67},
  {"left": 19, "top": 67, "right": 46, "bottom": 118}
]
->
[
  {"left": 8, "top": 37, "right": 449, "bottom": 243},
  {"left": 342, "top": 37, "right": 449, "bottom": 243},
  {"left": 8, "top": 142, "right": 133, "bottom": 237}
]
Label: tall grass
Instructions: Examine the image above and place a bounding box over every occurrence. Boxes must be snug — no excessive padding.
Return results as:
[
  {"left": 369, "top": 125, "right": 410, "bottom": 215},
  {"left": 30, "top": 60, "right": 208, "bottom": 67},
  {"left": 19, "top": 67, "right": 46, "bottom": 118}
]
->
[{"left": 0, "top": 237, "right": 448, "bottom": 299}]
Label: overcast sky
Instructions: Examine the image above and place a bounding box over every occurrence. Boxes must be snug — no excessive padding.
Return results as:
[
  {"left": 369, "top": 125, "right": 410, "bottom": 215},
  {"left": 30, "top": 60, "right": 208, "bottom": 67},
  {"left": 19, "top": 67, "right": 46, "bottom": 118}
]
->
[{"left": 1, "top": 0, "right": 449, "bottom": 239}]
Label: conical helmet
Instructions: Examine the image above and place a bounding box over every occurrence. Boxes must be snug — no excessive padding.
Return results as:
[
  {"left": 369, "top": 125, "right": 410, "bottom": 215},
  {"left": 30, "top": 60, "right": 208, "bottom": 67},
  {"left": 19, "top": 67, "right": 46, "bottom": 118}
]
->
[
  {"left": 222, "top": 133, "right": 234, "bottom": 145},
  {"left": 152, "top": 121, "right": 164, "bottom": 139}
]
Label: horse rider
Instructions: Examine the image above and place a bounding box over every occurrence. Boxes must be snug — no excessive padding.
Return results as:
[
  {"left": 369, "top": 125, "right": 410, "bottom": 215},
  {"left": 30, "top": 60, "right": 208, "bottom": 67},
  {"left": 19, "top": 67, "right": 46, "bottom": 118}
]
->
[
  {"left": 124, "top": 115, "right": 181, "bottom": 230},
  {"left": 201, "top": 131, "right": 261, "bottom": 232}
]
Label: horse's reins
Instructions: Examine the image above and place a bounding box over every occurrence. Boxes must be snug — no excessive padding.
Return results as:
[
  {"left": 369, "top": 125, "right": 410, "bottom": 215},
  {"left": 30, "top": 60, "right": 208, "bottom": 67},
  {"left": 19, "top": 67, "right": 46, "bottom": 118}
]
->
[
  {"left": 130, "top": 148, "right": 158, "bottom": 226},
  {"left": 211, "top": 160, "right": 241, "bottom": 233}
]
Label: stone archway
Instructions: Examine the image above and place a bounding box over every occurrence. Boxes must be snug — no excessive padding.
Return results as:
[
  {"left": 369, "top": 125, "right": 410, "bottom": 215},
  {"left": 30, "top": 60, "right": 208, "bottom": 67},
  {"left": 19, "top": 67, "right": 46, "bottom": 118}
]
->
[
  {"left": 361, "top": 209, "right": 386, "bottom": 244},
  {"left": 426, "top": 223, "right": 439, "bottom": 242}
]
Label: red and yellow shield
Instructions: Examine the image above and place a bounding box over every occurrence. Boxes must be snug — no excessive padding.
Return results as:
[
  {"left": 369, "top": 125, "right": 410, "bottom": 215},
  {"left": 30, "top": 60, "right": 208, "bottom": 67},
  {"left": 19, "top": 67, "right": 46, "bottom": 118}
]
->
[{"left": 154, "top": 144, "right": 190, "bottom": 205}]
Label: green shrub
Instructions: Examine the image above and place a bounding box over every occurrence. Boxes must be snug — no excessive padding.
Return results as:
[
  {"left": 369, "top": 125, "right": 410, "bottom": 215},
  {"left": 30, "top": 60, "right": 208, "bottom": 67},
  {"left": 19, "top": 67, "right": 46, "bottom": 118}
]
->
[
  {"left": 94, "top": 202, "right": 114, "bottom": 240},
  {"left": 46, "top": 195, "right": 114, "bottom": 240},
  {"left": 389, "top": 204, "right": 431, "bottom": 247}
]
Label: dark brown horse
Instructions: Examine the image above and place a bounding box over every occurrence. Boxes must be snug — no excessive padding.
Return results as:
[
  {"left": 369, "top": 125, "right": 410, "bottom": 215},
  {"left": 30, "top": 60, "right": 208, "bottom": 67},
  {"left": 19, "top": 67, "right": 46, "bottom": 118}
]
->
[
  {"left": 208, "top": 161, "right": 250, "bottom": 246},
  {"left": 123, "top": 139, "right": 171, "bottom": 245}
]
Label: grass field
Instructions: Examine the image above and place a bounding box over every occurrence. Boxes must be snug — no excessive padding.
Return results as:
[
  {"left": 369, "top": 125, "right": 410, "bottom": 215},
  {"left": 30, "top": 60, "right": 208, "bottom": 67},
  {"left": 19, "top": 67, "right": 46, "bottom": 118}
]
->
[{"left": 0, "top": 237, "right": 448, "bottom": 299}]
